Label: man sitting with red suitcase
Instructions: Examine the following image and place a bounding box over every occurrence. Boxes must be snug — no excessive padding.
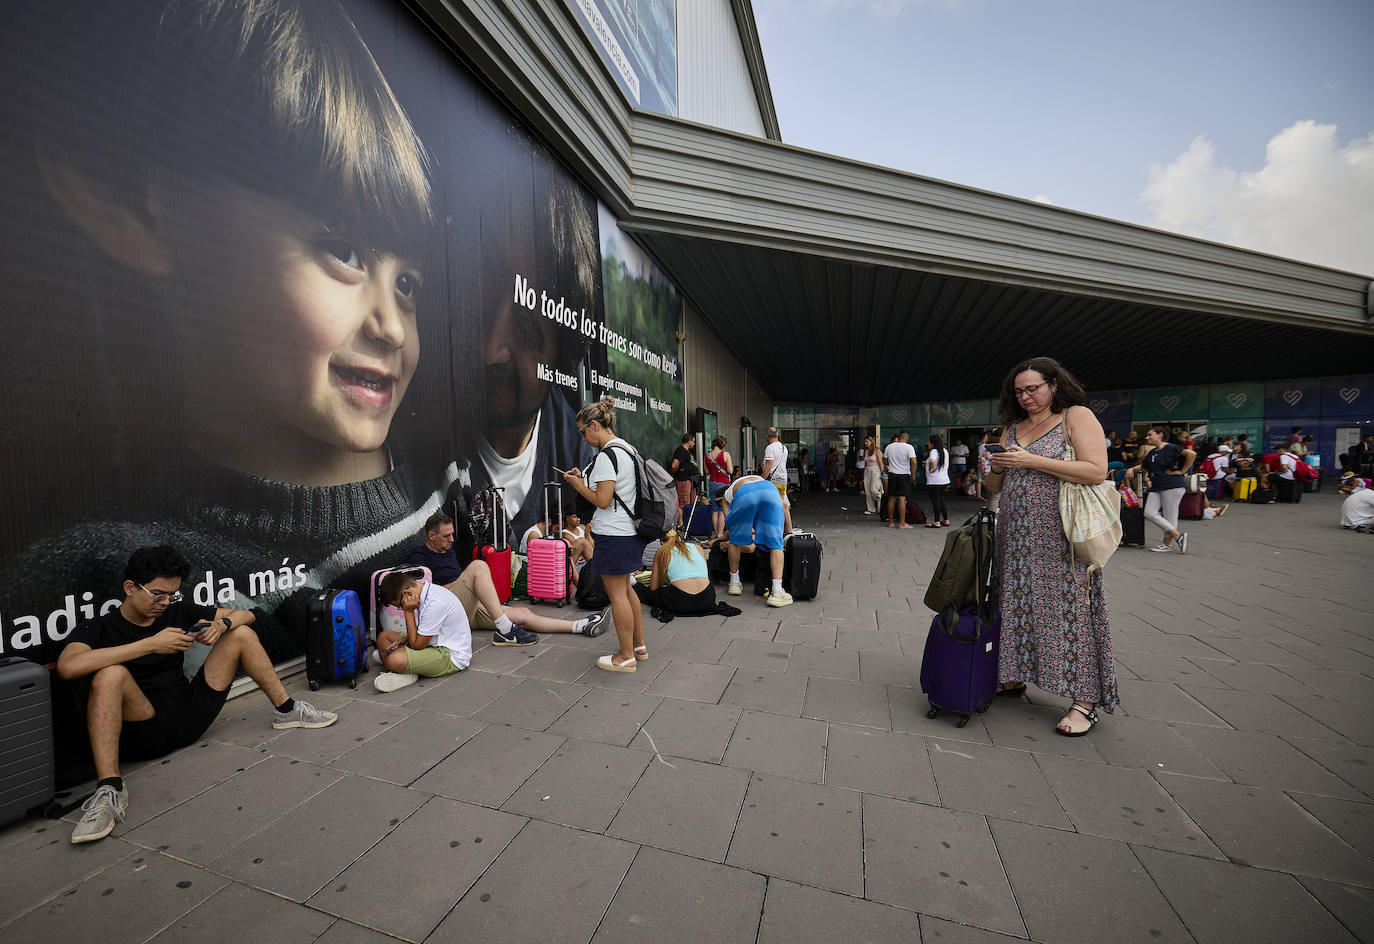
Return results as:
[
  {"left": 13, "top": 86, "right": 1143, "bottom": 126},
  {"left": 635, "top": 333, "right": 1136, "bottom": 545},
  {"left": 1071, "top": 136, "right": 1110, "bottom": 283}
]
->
[
  {"left": 405, "top": 514, "right": 608, "bottom": 653},
  {"left": 57, "top": 545, "right": 338, "bottom": 845}
]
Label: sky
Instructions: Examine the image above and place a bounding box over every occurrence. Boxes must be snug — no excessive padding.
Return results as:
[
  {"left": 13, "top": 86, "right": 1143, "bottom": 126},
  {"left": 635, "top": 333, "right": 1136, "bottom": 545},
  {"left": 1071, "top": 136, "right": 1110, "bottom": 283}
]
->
[{"left": 752, "top": 0, "right": 1374, "bottom": 275}]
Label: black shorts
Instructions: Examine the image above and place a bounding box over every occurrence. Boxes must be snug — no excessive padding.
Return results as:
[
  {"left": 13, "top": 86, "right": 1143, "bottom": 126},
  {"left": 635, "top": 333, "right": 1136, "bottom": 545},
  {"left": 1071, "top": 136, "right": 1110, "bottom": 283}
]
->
[
  {"left": 888, "top": 473, "right": 912, "bottom": 498},
  {"left": 120, "top": 667, "right": 229, "bottom": 762}
]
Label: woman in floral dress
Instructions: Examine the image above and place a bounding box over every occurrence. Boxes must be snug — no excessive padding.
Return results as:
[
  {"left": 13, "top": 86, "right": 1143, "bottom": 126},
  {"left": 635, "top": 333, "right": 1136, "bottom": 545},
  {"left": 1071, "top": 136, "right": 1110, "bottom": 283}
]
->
[{"left": 984, "top": 357, "right": 1118, "bottom": 736}]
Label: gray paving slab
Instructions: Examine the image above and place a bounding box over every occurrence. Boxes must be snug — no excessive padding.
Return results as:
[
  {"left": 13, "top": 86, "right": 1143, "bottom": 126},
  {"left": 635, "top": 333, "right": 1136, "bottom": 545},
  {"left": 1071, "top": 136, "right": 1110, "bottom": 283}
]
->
[
  {"left": 726, "top": 773, "right": 864, "bottom": 896},
  {"left": 210, "top": 774, "right": 425, "bottom": 901},
  {"left": 1275, "top": 666, "right": 1374, "bottom": 703},
  {"left": 1297, "top": 878, "right": 1374, "bottom": 944},
  {"left": 856, "top": 649, "right": 922, "bottom": 688},
  {"left": 718, "top": 638, "right": 793, "bottom": 672},
  {"left": 1086, "top": 714, "right": 1229, "bottom": 779},
  {"left": 574, "top": 655, "right": 668, "bottom": 693},
  {"left": 502, "top": 737, "right": 650, "bottom": 831},
  {"left": 1174, "top": 726, "right": 1366, "bottom": 798},
  {"left": 786, "top": 644, "right": 860, "bottom": 680},
  {"left": 1187, "top": 658, "right": 1325, "bottom": 698},
  {"left": 652, "top": 632, "right": 732, "bottom": 662},
  {"left": 329, "top": 709, "right": 484, "bottom": 785},
  {"left": 715, "top": 616, "right": 781, "bottom": 641},
  {"left": 1156, "top": 774, "right": 1374, "bottom": 885},
  {"left": 404, "top": 669, "right": 522, "bottom": 716},
  {"left": 1276, "top": 643, "right": 1374, "bottom": 675},
  {"left": 643, "top": 658, "right": 737, "bottom": 701},
  {"left": 607, "top": 754, "right": 750, "bottom": 861},
  {"left": 835, "top": 625, "right": 904, "bottom": 653},
  {"left": 1036, "top": 753, "right": 1224, "bottom": 856},
  {"left": 918, "top": 915, "right": 1034, "bottom": 944},
  {"left": 1135, "top": 846, "right": 1358, "bottom": 944},
  {"left": 472, "top": 677, "right": 588, "bottom": 730},
  {"left": 267, "top": 698, "right": 415, "bottom": 766},
  {"left": 824, "top": 724, "right": 939, "bottom": 804},
  {"left": 927, "top": 736, "right": 1072, "bottom": 828},
  {"left": 1287, "top": 737, "right": 1374, "bottom": 798},
  {"left": 721, "top": 709, "right": 829, "bottom": 782},
  {"left": 990, "top": 818, "right": 1193, "bottom": 944},
  {"left": 427, "top": 819, "right": 637, "bottom": 944},
  {"left": 591, "top": 845, "right": 765, "bottom": 944},
  {"left": 627, "top": 697, "right": 741, "bottom": 763},
  {"left": 410, "top": 724, "right": 564, "bottom": 806},
  {"left": 148, "top": 880, "right": 335, "bottom": 944},
  {"left": 511, "top": 643, "right": 609, "bottom": 682},
  {"left": 307, "top": 796, "right": 525, "bottom": 941},
  {"left": 1289, "top": 792, "right": 1374, "bottom": 859},
  {"left": 980, "top": 699, "right": 1108, "bottom": 763},
  {"left": 719, "top": 667, "right": 808, "bottom": 716},
  {"left": 546, "top": 688, "right": 664, "bottom": 745},
  {"left": 125, "top": 755, "right": 342, "bottom": 864},
  {"left": 1280, "top": 693, "right": 1374, "bottom": 746},
  {"left": 774, "top": 622, "right": 838, "bottom": 647},
  {"left": 1115, "top": 678, "right": 1230, "bottom": 726},
  {"left": 469, "top": 640, "right": 549, "bottom": 673},
  {"left": 1115, "top": 650, "right": 1233, "bottom": 687},
  {"left": 0, "top": 834, "right": 134, "bottom": 927},
  {"left": 1199, "top": 636, "right": 1322, "bottom": 666},
  {"left": 803, "top": 676, "right": 892, "bottom": 728},
  {"left": 314, "top": 919, "right": 412, "bottom": 944},
  {"left": 863, "top": 795, "right": 1024, "bottom": 936},
  {"left": 1181, "top": 686, "right": 1350, "bottom": 741},
  {"left": 757, "top": 878, "right": 923, "bottom": 944},
  {"left": 119, "top": 740, "right": 268, "bottom": 828}
]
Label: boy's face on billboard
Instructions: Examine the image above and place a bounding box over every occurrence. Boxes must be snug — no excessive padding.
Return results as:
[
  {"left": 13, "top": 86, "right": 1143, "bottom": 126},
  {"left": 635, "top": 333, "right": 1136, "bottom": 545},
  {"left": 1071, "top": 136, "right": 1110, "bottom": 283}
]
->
[{"left": 166, "top": 180, "right": 421, "bottom": 460}]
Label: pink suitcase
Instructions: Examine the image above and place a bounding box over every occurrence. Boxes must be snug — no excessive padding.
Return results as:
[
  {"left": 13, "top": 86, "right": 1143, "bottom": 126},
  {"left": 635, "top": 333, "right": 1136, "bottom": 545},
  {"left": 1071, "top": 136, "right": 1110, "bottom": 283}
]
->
[
  {"left": 369, "top": 565, "right": 431, "bottom": 638},
  {"left": 526, "top": 483, "right": 573, "bottom": 606}
]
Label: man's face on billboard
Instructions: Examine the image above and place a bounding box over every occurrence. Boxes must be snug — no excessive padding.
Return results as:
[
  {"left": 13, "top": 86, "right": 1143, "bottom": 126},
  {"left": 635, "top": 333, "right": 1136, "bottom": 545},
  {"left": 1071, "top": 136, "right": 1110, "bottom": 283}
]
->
[{"left": 483, "top": 277, "right": 557, "bottom": 444}]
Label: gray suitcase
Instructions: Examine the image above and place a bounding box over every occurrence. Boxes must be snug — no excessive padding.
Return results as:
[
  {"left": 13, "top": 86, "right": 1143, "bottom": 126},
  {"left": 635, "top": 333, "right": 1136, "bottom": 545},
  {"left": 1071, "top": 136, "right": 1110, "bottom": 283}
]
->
[{"left": 0, "top": 657, "right": 55, "bottom": 825}]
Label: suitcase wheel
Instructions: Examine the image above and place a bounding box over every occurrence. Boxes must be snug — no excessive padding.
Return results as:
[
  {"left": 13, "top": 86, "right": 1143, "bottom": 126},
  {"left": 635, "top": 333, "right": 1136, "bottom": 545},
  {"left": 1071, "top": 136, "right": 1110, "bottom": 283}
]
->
[
  {"left": 309, "top": 679, "right": 321, "bottom": 691},
  {"left": 975, "top": 702, "right": 991, "bottom": 714},
  {"left": 926, "top": 706, "right": 940, "bottom": 719},
  {"left": 348, "top": 677, "right": 357, "bottom": 689},
  {"left": 956, "top": 714, "right": 971, "bottom": 728},
  {"left": 556, "top": 600, "right": 565, "bottom": 608}
]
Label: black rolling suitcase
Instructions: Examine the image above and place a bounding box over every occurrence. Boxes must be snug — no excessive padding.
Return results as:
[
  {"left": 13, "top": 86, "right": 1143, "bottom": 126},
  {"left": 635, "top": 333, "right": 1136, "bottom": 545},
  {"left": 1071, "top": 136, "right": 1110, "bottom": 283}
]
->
[
  {"left": 782, "top": 531, "right": 822, "bottom": 600},
  {"left": 1119, "top": 473, "right": 1146, "bottom": 547},
  {"left": 0, "top": 658, "right": 55, "bottom": 825},
  {"left": 306, "top": 589, "right": 368, "bottom": 691}
]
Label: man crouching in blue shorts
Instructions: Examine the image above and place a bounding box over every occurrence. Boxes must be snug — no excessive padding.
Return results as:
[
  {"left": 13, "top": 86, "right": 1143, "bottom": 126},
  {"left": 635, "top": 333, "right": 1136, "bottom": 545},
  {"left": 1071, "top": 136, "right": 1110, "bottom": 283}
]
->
[{"left": 721, "top": 475, "right": 793, "bottom": 607}]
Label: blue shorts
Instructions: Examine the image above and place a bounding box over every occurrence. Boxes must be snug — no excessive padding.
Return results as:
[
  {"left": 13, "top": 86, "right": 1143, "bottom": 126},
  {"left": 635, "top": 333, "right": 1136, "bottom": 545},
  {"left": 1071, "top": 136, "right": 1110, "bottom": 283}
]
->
[
  {"left": 725, "top": 480, "right": 786, "bottom": 551},
  {"left": 591, "top": 533, "right": 648, "bottom": 576}
]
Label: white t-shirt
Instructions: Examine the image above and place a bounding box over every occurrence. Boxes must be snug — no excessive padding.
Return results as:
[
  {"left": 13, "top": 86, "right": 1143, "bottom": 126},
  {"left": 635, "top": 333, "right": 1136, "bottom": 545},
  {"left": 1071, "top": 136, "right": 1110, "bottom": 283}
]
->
[
  {"left": 1278, "top": 453, "right": 1298, "bottom": 480},
  {"left": 950, "top": 444, "right": 969, "bottom": 465},
  {"left": 562, "top": 524, "right": 587, "bottom": 542},
  {"left": 476, "top": 410, "right": 542, "bottom": 519},
  {"left": 926, "top": 448, "right": 951, "bottom": 486},
  {"left": 883, "top": 441, "right": 917, "bottom": 476},
  {"left": 415, "top": 583, "right": 473, "bottom": 671},
  {"left": 519, "top": 523, "right": 546, "bottom": 554},
  {"left": 1206, "top": 453, "right": 1229, "bottom": 481},
  {"left": 763, "top": 441, "right": 788, "bottom": 482},
  {"left": 587, "top": 437, "right": 638, "bottom": 536}
]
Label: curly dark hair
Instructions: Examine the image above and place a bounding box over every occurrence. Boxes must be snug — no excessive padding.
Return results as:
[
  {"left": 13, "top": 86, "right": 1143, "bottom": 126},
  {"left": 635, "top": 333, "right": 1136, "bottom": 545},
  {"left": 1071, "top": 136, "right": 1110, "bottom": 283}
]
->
[
  {"left": 997, "top": 356, "right": 1087, "bottom": 425},
  {"left": 123, "top": 545, "right": 191, "bottom": 585}
]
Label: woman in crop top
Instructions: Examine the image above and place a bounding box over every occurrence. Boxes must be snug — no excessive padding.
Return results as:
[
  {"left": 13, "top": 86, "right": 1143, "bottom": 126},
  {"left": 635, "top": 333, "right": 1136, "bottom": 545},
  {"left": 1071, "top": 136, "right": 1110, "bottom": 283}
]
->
[{"left": 635, "top": 528, "right": 715, "bottom": 615}]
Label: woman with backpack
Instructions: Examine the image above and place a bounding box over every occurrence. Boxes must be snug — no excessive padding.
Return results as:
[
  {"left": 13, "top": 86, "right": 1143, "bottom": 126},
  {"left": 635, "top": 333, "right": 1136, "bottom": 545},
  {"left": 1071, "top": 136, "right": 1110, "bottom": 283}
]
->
[{"left": 562, "top": 396, "right": 646, "bottom": 671}]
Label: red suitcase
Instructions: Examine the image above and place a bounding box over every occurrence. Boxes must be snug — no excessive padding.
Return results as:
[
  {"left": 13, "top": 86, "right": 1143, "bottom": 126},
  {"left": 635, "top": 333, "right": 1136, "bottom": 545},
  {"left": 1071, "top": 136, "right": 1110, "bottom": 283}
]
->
[
  {"left": 1179, "top": 491, "right": 1206, "bottom": 520},
  {"left": 527, "top": 483, "right": 573, "bottom": 606},
  {"left": 471, "top": 486, "right": 513, "bottom": 603}
]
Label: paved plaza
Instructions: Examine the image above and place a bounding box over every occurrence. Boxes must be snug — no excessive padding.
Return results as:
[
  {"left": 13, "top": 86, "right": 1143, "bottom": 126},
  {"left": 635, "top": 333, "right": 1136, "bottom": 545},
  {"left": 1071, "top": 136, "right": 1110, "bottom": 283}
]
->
[{"left": 3, "top": 487, "right": 1372, "bottom": 943}]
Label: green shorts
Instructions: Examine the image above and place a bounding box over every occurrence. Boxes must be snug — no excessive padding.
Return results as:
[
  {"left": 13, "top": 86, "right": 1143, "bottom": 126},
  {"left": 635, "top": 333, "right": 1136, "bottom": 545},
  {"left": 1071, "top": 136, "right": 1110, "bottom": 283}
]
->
[{"left": 403, "top": 644, "right": 463, "bottom": 678}]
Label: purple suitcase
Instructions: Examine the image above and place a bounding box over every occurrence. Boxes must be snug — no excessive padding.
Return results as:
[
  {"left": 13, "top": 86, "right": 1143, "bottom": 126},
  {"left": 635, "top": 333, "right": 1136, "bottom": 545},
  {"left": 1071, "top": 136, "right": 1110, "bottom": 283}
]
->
[{"left": 919, "top": 606, "right": 1001, "bottom": 727}]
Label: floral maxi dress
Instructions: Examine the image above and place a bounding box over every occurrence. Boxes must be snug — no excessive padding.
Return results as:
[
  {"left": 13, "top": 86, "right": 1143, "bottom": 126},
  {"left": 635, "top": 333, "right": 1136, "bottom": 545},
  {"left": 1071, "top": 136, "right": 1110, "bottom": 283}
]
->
[{"left": 995, "top": 420, "right": 1119, "bottom": 711}]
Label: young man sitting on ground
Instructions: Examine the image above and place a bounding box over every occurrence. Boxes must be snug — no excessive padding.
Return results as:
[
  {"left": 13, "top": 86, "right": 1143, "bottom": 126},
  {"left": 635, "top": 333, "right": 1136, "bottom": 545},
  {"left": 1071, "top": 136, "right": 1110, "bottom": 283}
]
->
[
  {"left": 407, "top": 513, "right": 608, "bottom": 647},
  {"left": 57, "top": 545, "right": 338, "bottom": 844}
]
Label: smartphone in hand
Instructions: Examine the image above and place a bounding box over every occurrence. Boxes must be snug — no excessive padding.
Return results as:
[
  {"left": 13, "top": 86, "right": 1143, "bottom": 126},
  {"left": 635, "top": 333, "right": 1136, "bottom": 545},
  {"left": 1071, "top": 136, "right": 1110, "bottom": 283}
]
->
[
  {"left": 984, "top": 445, "right": 1006, "bottom": 454},
  {"left": 186, "top": 620, "right": 213, "bottom": 637}
]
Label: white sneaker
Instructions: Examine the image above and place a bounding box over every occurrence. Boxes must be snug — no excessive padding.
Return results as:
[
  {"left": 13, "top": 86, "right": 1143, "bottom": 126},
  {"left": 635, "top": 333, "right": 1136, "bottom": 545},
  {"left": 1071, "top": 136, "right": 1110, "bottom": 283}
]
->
[
  {"left": 1177, "top": 533, "right": 1189, "bottom": 554},
  {"left": 766, "top": 589, "right": 794, "bottom": 607},
  {"left": 727, "top": 583, "right": 742, "bottom": 596},
  {"left": 374, "top": 671, "right": 419, "bottom": 693},
  {"left": 71, "top": 784, "right": 128, "bottom": 844},
  {"left": 1149, "top": 544, "right": 1172, "bottom": 553}
]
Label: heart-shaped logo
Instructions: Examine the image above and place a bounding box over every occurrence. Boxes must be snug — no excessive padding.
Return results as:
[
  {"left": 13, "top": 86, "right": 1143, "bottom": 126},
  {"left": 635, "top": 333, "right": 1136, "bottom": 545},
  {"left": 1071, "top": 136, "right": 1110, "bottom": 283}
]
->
[
  {"left": 892, "top": 409, "right": 908, "bottom": 423},
  {"left": 1340, "top": 387, "right": 1360, "bottom": 404},
  {"left": 1225, "top": 392, "right": 1247, "bottom": 409},
  {"left": 956, "top": 407, "right": 973, "bottom": 422},
  {"left": 1089, "top": 399, "right": 1108, "bottom": 414},
  {"left": 1282, "top": 390, "right": 1302, "bottom": 406},
  {"left": 1160, "top": 395, "right": 1180, "bottom": 411}
]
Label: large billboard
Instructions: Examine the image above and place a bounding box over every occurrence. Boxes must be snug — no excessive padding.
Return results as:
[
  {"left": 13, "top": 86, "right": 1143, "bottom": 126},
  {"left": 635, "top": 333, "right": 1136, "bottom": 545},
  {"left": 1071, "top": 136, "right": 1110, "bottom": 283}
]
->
[
  {"left": 0, "top": 0, "right": 685, "bottom": 667},
  {"left": 565, "top": 0, "right": 678, "bottom": 115}
]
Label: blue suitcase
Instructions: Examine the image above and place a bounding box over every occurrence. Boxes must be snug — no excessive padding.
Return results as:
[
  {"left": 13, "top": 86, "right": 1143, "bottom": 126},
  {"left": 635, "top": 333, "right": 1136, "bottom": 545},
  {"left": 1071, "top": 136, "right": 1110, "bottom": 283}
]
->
[
  {"left": 919, "top": 605, "right": 1001, "bottom": 728},
  {"left": 306, "top": 589, "right": 368, "bottom": 691}
]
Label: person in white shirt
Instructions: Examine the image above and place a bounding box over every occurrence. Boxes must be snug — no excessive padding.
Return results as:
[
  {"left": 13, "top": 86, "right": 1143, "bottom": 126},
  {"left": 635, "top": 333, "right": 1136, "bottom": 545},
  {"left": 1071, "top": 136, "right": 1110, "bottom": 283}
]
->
[
  {"left": 761, "top": 427, "right": 793, "bottom": 534},
  {"left": 949, "top": 439, "right": 969, "bottom": 491},
  {"left": 1275, "top": 444, "right": 1302, "bottom": 504},
  {"left": 882, "top": 431, "right": 919, "bottom": 528},
  {"left": 925, "top": 434, "right": 952, "bottom": 527}
]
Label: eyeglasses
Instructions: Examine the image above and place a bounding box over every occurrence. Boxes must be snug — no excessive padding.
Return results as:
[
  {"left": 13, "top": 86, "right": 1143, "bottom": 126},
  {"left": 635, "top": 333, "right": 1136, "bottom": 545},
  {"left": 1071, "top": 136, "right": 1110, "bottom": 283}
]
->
[
  {"left": 138, "top": 583, "right": 183, "bottom": 604},
  {"left": 1013, "top": 383, "right": 1046, "bottom": 399}
]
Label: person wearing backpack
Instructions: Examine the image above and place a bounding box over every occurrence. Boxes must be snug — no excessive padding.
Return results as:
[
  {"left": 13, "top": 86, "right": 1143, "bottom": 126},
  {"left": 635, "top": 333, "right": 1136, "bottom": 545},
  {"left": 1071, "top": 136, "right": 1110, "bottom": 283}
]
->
[{"left": 562, "top": 396, "right": 647, "bottom": 672}]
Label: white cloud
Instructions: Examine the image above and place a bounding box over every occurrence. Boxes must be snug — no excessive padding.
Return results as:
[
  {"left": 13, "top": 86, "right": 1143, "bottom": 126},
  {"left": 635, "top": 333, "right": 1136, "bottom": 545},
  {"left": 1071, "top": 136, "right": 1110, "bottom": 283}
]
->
[
  {"left": 1030, "top": 194, "right": 1055, "bottom": 205},
  {"left": 1141, "top": 121, "right": 1374, "bottom": 275}
]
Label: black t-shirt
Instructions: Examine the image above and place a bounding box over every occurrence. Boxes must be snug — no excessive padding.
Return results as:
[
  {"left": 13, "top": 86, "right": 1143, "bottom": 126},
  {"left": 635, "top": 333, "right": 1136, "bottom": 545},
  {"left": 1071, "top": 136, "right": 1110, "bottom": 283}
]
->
[
  {"left": 407, "top": 543, "right": 463, "bottom": 585},
  {"left": 1106, "top": 445, "right": 1124, "bottom": 463},
  {"left": 1143, "top": 443, "right": 1185, "bottom": 491},
  {"left": 671, "top": 446, "right": 697, "bottom": 482},
  {"left": 67, "top": 600, "right": 216, "bottom": 703}
]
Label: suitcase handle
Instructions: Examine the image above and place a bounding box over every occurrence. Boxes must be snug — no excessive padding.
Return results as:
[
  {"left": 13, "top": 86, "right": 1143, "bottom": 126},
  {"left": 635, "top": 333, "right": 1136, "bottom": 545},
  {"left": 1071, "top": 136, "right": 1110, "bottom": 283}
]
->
[{"left": 543, "top": 481, "right": 565, "bottom": 538}]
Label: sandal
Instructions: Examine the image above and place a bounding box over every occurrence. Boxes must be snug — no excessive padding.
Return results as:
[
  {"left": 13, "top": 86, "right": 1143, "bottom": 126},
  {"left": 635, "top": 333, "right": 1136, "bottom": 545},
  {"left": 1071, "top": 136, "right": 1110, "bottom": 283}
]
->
[
  {"left": 996, "top": 683, "right": 1027, "bottom": 697},
  {"left": 1055, "top": 702, "right": 1098, "bottom": 737},
  {"left": 597, "top": 654, "right": 637, "bottom": 673},
  {"left": 633, "top": 645, "right": 649, "bottom": 661},
  {"left": 924, "top": 523, "right": 939, "bottom": 528}
]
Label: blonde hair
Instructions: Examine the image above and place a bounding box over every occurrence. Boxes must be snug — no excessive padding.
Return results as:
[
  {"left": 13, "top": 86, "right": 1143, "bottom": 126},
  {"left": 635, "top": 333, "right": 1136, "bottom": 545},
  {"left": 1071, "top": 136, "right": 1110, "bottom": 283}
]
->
[
  {"left": 576, "top": 395, "right": 617, "bottom": 432},
  {"left": 652, "top": 528, "right": 693, "bottom": 585}
]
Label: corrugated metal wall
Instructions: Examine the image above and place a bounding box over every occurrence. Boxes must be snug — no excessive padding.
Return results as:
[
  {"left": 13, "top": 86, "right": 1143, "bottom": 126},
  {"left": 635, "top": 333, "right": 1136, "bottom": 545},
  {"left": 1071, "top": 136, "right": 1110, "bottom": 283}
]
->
[
  {"left": 677, "top": 0, "right": 767, "bottom": 137},
  {"left": 683, "top": 301, "right": 773, "bottom": 469}
]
